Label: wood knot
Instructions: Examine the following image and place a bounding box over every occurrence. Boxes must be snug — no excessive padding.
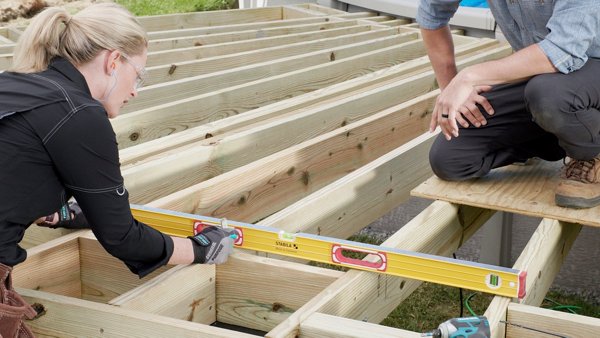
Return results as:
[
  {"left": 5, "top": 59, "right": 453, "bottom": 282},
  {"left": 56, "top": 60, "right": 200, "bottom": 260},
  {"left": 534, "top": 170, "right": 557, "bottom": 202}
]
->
[{"left": 129, "top": 132, "right": 140, "bottom": 141}]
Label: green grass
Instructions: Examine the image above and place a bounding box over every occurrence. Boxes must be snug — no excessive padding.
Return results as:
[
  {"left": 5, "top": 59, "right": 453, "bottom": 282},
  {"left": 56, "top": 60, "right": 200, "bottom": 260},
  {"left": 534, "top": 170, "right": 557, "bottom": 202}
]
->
[{"left": 115, "top": 0, "right": 237, "bottom": 16}]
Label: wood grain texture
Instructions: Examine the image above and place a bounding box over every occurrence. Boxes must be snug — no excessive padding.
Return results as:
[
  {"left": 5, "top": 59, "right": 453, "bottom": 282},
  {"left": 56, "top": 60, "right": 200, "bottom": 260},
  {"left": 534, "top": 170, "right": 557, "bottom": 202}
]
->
[
  {"left": 484, "top": 219, "right": 581, "bottom": 337},
  {"left": 13, "top": 232, "right": 84, "bottom": 298},
  {"left": 146, "top": 16, "right": 328, "bottom": 40},
  {"left": 412, "top": 160, "right": 600, "bottom": 227},
  {"left": 126, "top": 32, "right": 418, "bottom": 113},
  {"left": 78, "top": 237, "right": 171, "bottom": 303},
  {"left": 300, "top": 313, "right": 421, "bottom": 338},
  {"left": 144, "top": 25, "right": 373, "bottom": 67},
  {"left": 506, "top": 303, "right": 600, "bottom": 338},
  {"left": 149, "top": 91, "right": 436, "bottom": 223},
  {"left": 110, "top": 264, "right": 216, "bottom": 324},
  {"left": 137, "top": 7, "right": 283, "bottom": 32},
  {"left": 20, "top": 288, "right": 256, "bottom": 338},
  {"left": 115, "top": 34, "right": 415, "bottom": 148},
  {"left": 122, "top": 44, "right": 510, "bottom": 205},
  {"left": 20, "top": 225, "right": 77, "bottom": 249},
  {"left": 117, "top": 38, "right": 497, "bottom": 169},
  {"left": 216, "top": 252, "right": 342, "bottom": 332},
  {"left": 147, "top": 20, "right": 358, "bottom": 52},
  {"left": 143, "top": 28, "right": 404, "bottom": 86}
]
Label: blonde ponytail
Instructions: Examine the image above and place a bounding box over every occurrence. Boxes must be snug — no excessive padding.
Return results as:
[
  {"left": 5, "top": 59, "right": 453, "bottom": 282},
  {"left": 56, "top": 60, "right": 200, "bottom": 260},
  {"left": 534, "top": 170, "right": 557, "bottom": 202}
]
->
[{"left": 10, "top": 3, "right": 147, "bottom": 73}]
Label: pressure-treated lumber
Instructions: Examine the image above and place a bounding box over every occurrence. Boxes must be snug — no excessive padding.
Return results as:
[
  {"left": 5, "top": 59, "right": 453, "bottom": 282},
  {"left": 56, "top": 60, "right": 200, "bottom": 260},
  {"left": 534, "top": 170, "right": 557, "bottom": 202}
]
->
[
  {"left": 109, "top": 264, "right": 216, "bottom": 324},
  {"left": 483, "top": 219, "right": 582, "bottom": 337},
  {"left": 216, "top": 252, "right": 343, "bottom": 332},
  {"left": 118, "top": 38, "right": 497, "bottom": 167},
  {"left": 144, "top": 25, "right": 375, "bottom": 67},
  {"left": 412, "top": 160, "right": 600, "bottom": 227},
  {"left": 149, "top": 91, "right": 436, "bottom": 222},
  {"left": 146, "top": 16, "right": 330, "bottom": 40},
  {"left": 122, "top": 65, "right": 436, "bottom": 204},
  {"left": 506, "top": 303, "right": 600, "bottom": 338},
  {"left": 265, "top": 200, "right": 495, "bottom": 337},
  {"left": 78, "top": 236, "right": 172, "bottom": 303},
  {"left": 143, "top": 28, "right": 404, "bottom": 85},
  {"left": 19, "top": 288, "right": 257, "bottom": 338},
  {"left": 147, "top": 20, "right": 359, "bottom": 52},
  {"left": 115, "top": 34, "right": 424, "bottom": 147},
  {"left": 300, "top": 313, "right": 420, "bottom": 338},
  {"left": 13, "top": 231, "right": 84, "bottom": 298},
  {"left": 136, "top": 7, "right": 283, "bottom": 32},
  {"left": 127, "top": 32, "right": 419, "bottom": 112},
  {"left": 121, "top": 44, "right": 510, "bottom": 205},
  {"left": 20, "top": 225, "right": 76, "bottom": 249}
]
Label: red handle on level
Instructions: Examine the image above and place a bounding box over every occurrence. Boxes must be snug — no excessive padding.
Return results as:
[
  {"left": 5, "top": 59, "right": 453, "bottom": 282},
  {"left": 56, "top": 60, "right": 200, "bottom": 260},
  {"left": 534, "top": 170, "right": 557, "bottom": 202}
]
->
[{"left": 331, "top": 245, "right": 387, "bottom": 271}]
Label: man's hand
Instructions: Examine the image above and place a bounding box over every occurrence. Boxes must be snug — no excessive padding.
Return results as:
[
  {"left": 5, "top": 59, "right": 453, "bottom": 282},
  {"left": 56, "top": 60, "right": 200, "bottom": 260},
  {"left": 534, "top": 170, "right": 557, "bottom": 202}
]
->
[
  {"left": 36, "top": 201, "right": 89, "bottom": 229},
  {"left": 430, "top": 79, "right": 494, "bottom": 140},
  {"left": 189, "top": 226, "right": 235, "bottom": 265}
]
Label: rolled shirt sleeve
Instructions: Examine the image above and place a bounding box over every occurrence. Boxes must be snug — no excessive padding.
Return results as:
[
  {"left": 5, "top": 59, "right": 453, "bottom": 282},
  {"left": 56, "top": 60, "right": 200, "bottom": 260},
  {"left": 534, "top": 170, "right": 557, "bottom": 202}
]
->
[
  {"left": 538, "top": 1, "right": 600, "bottom": 74},
  {"left": 416, "top": 0, "right": 461, "bottom": 30}
]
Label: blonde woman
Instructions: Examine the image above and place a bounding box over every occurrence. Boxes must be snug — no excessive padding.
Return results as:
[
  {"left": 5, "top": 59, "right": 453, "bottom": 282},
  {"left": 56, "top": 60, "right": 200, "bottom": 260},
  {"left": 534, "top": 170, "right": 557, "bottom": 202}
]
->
[{"left": 0, "top": 4, "right": 233, "bottom": 336}]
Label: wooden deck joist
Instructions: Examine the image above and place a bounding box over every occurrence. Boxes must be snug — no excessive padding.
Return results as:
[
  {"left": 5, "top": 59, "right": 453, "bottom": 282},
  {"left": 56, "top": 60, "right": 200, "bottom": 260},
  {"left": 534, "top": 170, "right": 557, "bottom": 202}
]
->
[{"left": 143, "top": 27, "right": 405, "bottom": 85}]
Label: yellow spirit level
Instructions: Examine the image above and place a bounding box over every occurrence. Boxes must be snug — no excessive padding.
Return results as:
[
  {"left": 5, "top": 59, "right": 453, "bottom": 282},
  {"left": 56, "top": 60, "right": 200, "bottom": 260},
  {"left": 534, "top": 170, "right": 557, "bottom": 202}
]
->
[{"left": 131, "top": 204, "right": 526, "bottom": 299}]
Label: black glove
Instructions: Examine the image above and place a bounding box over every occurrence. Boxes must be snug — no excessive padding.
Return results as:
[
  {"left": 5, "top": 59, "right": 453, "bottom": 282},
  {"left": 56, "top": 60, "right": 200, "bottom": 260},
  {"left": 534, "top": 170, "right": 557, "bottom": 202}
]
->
[
  {"left": 39, "top": 201, "right": 89, "bottom": 229},
  {"left": 188, "top": 226, "right": 235, "bottom": 265}
]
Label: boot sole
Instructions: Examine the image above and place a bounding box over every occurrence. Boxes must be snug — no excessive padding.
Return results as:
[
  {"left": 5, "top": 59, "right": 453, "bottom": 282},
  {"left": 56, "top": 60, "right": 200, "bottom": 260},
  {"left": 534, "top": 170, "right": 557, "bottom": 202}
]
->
[{"left": 555, "top": 194, "right": 600, "bottom": 209}]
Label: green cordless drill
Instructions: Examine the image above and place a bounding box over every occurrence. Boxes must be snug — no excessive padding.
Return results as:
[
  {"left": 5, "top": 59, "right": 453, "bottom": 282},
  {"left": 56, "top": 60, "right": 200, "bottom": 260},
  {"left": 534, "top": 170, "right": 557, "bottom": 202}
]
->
[{"left": 422, "top": 316, "right": 490, "bottom": 338}]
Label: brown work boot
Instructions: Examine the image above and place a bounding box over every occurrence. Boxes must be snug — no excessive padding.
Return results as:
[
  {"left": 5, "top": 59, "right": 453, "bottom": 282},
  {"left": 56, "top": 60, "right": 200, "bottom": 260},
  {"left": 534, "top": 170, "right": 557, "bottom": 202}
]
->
[{"left": 555, "top": 157, "right": 600, "bottom": 209}]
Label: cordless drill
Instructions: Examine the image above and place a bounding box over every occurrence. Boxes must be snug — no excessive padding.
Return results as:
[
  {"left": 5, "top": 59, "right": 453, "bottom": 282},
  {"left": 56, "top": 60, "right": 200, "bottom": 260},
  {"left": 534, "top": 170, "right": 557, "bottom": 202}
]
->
[{"left": 422, "top": 316, "right": 490, "bottom": 338}]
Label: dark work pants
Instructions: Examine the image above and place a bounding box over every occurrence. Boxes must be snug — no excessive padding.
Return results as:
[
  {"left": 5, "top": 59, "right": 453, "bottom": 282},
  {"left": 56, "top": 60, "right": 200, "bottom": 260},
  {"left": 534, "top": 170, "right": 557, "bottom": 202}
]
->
[{"left": 430, "top": 58, "right": 600, "bottom": 181}]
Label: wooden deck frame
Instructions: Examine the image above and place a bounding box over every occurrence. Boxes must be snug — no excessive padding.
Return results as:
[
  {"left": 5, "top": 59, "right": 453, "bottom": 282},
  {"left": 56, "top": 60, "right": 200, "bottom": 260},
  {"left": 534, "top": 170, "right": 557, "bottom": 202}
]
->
[
  {"left": 118, "top": 37, "right": 495, "bottom": 169},
  {"left": 5, "top": 5, "right": 597, "bottom": 337},
  {"left": 113, "top": 34, "right": 431, "bottom": 148},
  {"left": 126, "top": 31, "right": 420, "bottom": 112}
]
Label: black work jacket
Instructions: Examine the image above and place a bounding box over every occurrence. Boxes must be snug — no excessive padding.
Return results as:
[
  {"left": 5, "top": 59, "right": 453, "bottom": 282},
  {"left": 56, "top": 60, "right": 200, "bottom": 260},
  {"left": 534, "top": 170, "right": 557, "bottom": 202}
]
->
[{"left": 0, "top": 58, "right": 173, "bottom": 277}]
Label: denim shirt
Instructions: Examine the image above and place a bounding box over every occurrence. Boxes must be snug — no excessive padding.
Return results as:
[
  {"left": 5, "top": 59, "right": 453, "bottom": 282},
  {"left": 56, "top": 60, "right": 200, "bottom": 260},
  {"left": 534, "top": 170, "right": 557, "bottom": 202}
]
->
[{"left": 416, "top": 0, "right": 600, "bottom": 73}]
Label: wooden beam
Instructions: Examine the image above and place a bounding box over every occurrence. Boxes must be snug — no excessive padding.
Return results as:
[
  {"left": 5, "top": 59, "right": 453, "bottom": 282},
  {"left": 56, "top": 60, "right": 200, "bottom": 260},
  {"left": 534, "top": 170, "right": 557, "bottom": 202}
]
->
[
  {"left": 137, "top": 7, "right": 283, "bottom": 32},
  {"left": 147, "top": 16, "right": 330, "bottom": 40},
  {"left": 127, "top": 33, "right": 418, "bottom": 112},
  {"left": 20, "top": 225, "right": 76, "bottom": 249},
  {"left": 78, "top": 237, "right": 172, "bottom": 303},
  {"left": 118, "top": 38, "right": 499, "bottom": 167},
  {"left": 148, "top": 20, "right": 359, "bottom": 52},
  {"left": 265, "top": 200, "right": 495, "bottom": 337},
  {"left": 306, "top": 4, "right": 349, "bottom": 15},
  {"left": 109, "top": 264, "right": 216, "bottom": 325},
  {"left": 13, "top": 231, "right": 84, "bottom": 298},
  {"left": 300, "top": 313, "right": 420, "bottom": 338},
  {"left": 484, "top": 219, "right": 582, "bottom": 338},
  {"left": 123, "top": 61, "right": 437, "bottom": 204},
  {"left": 149, "top": 91, "right": 437, "bottom": 223},
  {"left": 145, "top": 25, "right": 375, "bottom": 67},
  {"left": 19, "top": 288, "right": 256, "bottom": 338},
  {"left": 506, "top": 303, "right": 600, "bottom": 338},
  {"left": 216, "top": 252, "right": 343, "bottom": 332},
  {"left": 115, "top": 38, "right": 504, "bottom": 151},
  {"left": 282, "top": 5, "right": 327, "bottom": 19},
  {"left": 115, "top": 38, "right": 428, "bottom": 150},
  {"left": 144, "top": 28, "right": 404, "bottom": 86},
  {"left": 122, "top": 44, "right": 509, "bottom": 205}
]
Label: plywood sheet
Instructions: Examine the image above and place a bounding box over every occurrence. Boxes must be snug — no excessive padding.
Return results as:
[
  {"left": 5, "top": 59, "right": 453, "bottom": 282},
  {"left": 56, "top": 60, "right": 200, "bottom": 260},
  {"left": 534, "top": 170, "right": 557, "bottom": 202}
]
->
[{"left": 412, "top": 159, "right": 600, "bottom": 227}]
